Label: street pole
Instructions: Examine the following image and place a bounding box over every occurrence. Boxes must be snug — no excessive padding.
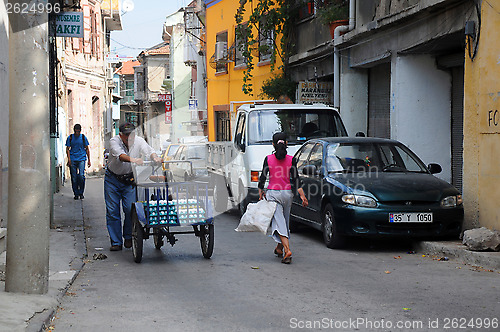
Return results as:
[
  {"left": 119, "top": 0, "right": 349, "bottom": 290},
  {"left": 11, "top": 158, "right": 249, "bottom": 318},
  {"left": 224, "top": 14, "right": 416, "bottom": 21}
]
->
[{"left": 5, "top": 4, "right": 50, "bottom": 294}]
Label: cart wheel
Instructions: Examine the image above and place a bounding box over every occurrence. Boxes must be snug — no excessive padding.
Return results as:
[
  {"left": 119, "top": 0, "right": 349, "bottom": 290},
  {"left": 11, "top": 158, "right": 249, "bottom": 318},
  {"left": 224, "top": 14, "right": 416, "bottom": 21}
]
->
[
  {"left": 153, "top": 228, "right": 163, "bottom": 250},
  {"left": 131, "top": 207, "right": 144, "bottom": 263},
  {"left": 200, "top": 224, "right": 214, "bottom": 259}
]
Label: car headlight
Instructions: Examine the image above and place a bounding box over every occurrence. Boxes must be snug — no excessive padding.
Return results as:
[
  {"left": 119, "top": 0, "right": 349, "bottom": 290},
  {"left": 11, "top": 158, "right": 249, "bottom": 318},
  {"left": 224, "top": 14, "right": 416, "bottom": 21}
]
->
[
  {"left": 342, "top": 194, "right": 377, "bottom": 208},
  {"left": 441, "top": 195, "right": 463, "bottom": 208}
]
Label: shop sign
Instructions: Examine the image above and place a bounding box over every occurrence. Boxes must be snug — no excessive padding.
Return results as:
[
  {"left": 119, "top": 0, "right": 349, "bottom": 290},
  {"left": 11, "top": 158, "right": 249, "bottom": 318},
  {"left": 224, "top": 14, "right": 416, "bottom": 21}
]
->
[
  {"left": 55, "top": 12, "right": 83, "bottom": 38},
  {"left": 159, "top": 93, "right": 172, "bottom": 124},
  {"left": 297, "top": 81, "right": 334, "bottom": 104}
]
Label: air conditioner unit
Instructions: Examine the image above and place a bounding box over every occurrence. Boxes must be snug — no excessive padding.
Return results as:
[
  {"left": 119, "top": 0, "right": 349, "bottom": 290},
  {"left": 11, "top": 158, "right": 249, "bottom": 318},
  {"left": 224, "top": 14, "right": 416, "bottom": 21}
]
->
[{"left": 215, "top": 41, "right": 227, "bottom": 61}]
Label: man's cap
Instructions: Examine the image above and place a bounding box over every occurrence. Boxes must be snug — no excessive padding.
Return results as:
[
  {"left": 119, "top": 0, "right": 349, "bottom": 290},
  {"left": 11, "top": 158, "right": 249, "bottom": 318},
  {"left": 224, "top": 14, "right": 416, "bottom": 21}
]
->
[{"left": 119, "top": 122, "right": 135, "bottom": 134}]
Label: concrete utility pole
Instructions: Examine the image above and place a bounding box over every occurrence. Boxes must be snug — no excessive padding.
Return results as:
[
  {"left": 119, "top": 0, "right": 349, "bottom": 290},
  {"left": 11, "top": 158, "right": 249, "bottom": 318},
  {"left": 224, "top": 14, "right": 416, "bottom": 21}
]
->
[{"left": 5, "top": 4, "right": 50, "bottom": 294}]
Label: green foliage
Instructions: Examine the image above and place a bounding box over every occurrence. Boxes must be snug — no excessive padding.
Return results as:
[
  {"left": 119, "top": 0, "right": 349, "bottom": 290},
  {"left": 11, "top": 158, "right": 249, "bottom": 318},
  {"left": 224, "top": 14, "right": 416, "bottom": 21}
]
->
[
  {"left": 260, "top": 74, "right": 296, "bottom": 102},
  {"left": 316, "top": 0, "right": 349, "bottom": 24},
  {"left": 234, "top": 0, "right": 299, "bottom": 96}
]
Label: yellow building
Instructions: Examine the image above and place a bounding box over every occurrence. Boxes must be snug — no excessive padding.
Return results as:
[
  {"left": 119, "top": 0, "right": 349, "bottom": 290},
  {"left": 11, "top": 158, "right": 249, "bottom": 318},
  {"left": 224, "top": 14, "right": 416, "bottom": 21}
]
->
[
  {"left": 463, "top": 0, "right": 500, "bottom": 230},
  {"left": 204, "top": 0, "right": 283, "bottom": 141}
]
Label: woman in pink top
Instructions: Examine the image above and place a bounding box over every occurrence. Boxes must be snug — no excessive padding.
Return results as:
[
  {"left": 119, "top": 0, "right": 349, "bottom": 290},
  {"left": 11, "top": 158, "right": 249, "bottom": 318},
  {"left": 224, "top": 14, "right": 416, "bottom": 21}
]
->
[{"left": 258, "top": 132, "right": 308, "bottom": 264}]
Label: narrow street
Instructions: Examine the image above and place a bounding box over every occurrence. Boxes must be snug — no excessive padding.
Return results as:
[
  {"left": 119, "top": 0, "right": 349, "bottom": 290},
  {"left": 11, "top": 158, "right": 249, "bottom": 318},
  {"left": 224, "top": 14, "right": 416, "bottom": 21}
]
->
[{"left": 50, "top": 178, "right": 500, "bottom": 331}]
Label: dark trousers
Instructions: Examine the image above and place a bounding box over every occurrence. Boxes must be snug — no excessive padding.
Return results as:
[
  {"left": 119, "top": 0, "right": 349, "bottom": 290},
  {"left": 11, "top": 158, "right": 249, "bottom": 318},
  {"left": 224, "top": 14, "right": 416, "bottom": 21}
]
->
[{"left": 70, "top": 160, "right": 86, "bottom": 196}]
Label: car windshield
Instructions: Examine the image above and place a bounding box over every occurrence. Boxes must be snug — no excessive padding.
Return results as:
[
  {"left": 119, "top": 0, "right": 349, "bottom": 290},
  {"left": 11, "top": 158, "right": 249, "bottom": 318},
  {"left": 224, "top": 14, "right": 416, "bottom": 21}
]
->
[
  {"left": 167, "top": 145, "right": 179, "bottom": 156},
  {"left": 186, "top": 145, "right": 206, "bottom": 159},
  {"left": 326, "top": 142, "right": 428, "bottom": 173},
  {"left": 247, "top": 109, "right": 347, "bottom": 145}
]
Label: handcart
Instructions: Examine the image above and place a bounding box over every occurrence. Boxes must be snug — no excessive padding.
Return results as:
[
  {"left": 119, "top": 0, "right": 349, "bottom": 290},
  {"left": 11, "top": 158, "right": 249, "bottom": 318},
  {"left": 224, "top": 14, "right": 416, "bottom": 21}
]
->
[{"left": 130, "top": 161, "right": 214, "bottom": 263}]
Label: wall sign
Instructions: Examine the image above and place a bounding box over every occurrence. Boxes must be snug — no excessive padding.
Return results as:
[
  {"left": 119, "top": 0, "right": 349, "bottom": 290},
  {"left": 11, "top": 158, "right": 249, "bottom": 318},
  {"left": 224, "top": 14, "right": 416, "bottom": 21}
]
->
[
  {"left": 159, "top": 93, "right": 172, "bottom": 124},
  {"left": 297, "top": 81, "right": 334, "bottom": 105},
  {"left": 55, "top": 12, "right": 83, "bottom": 38}
]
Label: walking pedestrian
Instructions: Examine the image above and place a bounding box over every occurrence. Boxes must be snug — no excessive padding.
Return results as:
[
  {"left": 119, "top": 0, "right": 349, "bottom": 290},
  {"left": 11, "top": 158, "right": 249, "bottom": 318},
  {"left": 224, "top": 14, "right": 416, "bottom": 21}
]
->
[
  {"left": 66, "top": 123, "right": 91, "bottom": 200},
  {"left": 258, "top": 132, "right": 308, "bottom": 264},
  {"left": 105, "top": 122, "right": 162, "bottom": 251}
]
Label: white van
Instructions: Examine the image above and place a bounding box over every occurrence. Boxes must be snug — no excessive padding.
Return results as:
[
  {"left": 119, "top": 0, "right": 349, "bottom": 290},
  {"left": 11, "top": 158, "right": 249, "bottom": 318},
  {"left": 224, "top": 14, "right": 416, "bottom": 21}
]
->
[{"left": 206, "top": 103, "right": 347, "bottom": 214}]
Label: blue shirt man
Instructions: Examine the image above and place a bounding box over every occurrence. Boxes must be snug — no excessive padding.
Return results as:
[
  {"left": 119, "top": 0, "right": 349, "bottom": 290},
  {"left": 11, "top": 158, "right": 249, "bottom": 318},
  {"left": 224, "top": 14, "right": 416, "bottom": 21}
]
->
[{"left": 66, "top": 124, "right": 91, "bottom": 200}]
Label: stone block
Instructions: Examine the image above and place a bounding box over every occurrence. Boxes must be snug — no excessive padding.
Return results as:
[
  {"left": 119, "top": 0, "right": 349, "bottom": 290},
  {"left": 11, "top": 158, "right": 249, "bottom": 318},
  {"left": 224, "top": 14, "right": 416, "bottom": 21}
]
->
[{"left": 463, "top": 227, "right": 500, "bottom": 251}]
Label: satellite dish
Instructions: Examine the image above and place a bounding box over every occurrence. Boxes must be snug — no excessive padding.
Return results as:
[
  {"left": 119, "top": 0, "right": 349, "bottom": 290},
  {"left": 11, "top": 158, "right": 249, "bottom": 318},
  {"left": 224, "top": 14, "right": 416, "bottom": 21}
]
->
[{"left": 122, "top": 0, "right": 135, "bottom": 13}]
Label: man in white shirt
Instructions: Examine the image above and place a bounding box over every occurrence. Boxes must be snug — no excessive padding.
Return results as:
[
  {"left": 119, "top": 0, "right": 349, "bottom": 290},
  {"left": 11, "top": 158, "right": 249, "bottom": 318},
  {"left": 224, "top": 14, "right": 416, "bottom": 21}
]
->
[{"left": 105, "top": 122, "right": 161, "bottom": 251}]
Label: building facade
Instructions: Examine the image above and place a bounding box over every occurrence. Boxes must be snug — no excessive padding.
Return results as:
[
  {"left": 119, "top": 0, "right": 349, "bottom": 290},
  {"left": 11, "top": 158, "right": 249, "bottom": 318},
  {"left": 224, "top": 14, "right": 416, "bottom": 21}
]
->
[
  {"left": 57, "top": 0, "right": 122, "bottom": 175},
  {"left": 182, "top": 0, "right": 208, "bottom": 137},
  {"left": 204, "top": 0, "right": 283, "bottom": 141},
  {"left": 119, "top": 59, "right": 141, "bottom": 128},
  {"left": 463, "top": 0, "right": 500, "bottom": 230},
  {"left": 134, "top": 42, "right": 173, "bottom": 150},
  {"left": 335, "top": 0, "right": 468, "bottom": 202}
]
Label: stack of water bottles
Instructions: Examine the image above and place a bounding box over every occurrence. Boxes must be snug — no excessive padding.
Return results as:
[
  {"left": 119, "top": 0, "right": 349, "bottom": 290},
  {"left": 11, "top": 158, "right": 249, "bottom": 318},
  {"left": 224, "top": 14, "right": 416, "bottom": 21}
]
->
[
  {"left": 143, "top": 200, "right": 179, "bottom": 226},
  {"left": 143, "top": 198, "right": 206, "bottom": 226},
  {"left": 176, "top": 199, "right": 206, "bottom": 225}
]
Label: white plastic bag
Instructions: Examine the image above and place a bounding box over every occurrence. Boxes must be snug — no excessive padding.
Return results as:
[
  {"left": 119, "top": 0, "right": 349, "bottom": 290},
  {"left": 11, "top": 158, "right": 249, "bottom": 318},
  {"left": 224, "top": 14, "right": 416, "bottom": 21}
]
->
[{"left": 235, "top": 199, "right": 277, "bottom": 234}]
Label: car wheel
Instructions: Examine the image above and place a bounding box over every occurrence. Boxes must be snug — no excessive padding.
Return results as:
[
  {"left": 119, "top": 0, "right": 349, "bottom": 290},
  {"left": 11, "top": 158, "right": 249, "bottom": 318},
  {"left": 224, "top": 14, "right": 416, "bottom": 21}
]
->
[{"left": 322, "top": 204, "right": 345, "bottom": 249}]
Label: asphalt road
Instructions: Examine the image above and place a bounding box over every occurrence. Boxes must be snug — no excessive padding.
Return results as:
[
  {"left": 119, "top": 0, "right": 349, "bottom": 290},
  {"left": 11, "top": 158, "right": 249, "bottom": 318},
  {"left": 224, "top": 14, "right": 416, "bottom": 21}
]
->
[{"left": 50, "top": 178, "right": 500, "bottom": 332}]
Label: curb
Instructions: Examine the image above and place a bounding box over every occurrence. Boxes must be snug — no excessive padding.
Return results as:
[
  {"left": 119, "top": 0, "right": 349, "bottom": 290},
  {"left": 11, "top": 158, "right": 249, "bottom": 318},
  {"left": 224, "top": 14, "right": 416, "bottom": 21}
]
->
[
  {"left": 414, "top": 240, "right": 500, "bottom": 271},
  {"left": 26, "top": 261, "right": 86, "bottom": 332}
]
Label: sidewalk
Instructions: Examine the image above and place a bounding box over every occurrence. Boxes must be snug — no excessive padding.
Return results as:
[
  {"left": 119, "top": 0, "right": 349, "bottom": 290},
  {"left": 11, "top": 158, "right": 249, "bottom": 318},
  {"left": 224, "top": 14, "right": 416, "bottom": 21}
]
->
[
  {"left": 1, "top": 178, "right": 500, "bottom": 331},
  {"left": 415, "top": 239, "right": 500, "bottom": 270},
  {"left": 0, "top": 181, "right": 87, "bottom": 332}
]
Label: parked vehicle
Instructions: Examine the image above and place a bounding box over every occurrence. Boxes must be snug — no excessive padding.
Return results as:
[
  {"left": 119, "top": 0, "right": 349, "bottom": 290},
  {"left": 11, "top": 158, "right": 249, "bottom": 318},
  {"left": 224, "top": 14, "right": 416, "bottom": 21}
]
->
[
  {"left": 207, "top": 103, "right": 348, "bottom": 214},
  {"left": 289, "top": 137, "right": 464, "bottom": 248},
  {"left": 166, "top": 143, "right": 209, "bottom": 183},
  {"left": 162, "top": 143, "right": 180, "bottom": 163}
]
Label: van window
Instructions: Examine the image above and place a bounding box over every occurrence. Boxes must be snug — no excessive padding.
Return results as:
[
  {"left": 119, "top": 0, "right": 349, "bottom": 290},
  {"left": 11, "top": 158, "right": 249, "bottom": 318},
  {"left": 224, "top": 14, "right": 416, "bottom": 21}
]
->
[{"left": 247, "top": 109, "right": 347, "bottom": 145}]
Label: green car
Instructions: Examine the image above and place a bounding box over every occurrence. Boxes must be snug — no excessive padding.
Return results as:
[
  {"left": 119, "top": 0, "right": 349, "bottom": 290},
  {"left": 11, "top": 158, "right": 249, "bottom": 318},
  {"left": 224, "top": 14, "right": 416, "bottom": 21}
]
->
[{"left": 290, "top": 137, "right": 464, "bottom": 249}]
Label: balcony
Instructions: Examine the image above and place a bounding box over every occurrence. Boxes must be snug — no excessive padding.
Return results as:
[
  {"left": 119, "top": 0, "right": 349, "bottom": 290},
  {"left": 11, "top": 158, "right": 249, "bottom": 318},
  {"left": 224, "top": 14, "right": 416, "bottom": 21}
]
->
[{"left": 101, "top": 0, "right": 122, "bottom": 31}]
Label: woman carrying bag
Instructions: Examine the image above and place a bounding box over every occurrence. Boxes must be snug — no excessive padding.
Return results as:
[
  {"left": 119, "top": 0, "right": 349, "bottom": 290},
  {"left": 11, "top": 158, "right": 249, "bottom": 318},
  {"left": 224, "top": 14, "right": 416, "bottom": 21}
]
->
[{"left": 258, "top": 132, "right": 308, "bottom": 264}]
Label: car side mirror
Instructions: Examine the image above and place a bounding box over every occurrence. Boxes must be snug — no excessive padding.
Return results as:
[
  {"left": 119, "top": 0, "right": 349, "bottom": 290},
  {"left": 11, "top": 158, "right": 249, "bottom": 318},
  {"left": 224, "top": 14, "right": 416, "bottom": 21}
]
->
[
  {"left": 302, "top": 165, "right": 318, "bottom": 176},
  {"left": 428, "top": 163, "right": 442, "bottom": 174}
]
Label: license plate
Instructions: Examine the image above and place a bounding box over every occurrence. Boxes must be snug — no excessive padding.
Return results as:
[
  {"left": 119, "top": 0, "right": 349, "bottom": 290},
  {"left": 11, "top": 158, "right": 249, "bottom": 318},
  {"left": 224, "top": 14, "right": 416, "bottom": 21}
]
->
[{"left": 389, "top": 212, "right": 433, "bottom": 223}]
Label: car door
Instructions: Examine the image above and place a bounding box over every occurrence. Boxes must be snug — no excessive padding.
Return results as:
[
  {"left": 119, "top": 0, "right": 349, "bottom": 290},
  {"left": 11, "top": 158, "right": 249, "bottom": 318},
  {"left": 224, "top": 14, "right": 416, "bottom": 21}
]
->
[
  {"left": 291, "top": 142, "right": 315, "bottom": 222},
  {"left": 300, "top": 143, "right": 324, "bottom": 224},
  {"left": 231, "top": 112, "right": 247, "bottom": 198}
]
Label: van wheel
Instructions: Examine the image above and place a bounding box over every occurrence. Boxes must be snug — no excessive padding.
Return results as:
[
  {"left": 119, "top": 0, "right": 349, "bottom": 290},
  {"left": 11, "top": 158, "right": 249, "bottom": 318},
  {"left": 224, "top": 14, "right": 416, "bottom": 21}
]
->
[
  {"left": 322, "top": 204, "right": 345, "bottom": 249},
  {"left": 213, "top": 176, "right": 228, "bottom": 212},
  {"left": 238, "top": 187, "right": 248, "bottom": 216}
]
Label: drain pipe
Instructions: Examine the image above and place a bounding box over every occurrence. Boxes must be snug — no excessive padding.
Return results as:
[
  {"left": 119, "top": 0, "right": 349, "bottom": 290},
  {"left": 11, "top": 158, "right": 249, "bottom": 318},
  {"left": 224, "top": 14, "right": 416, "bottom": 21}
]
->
[{"left": 333, "top": 0, "right": 355, "bottom": 108}]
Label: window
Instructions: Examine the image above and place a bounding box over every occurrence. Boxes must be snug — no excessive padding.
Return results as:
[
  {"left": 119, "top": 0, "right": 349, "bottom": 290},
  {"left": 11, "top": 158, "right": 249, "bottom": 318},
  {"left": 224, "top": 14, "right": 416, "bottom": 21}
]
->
[
  {"left": 234, "top": 113, "right": 246, "bottom": 150},
  {"left": 125, "top": 81, "right": 134, "bottom": 97},
  {"left": 216, "top": 110, "right": 231, "bottom": 141},
  {"left": 309, "top": 144, "right": 323, "bottom": 169},
  {"left": 215, "top": 32, "right": 228, "bottom": 74},
  {"left": 258, "top": 16, "right": 274, "bottom": 62},
  {"left": 90, "top": 9, "right": 99, "bottom": 58},
  {"left": 247, "top": 109, "right": 347, "bottom": 145},
  {"left": 298, "top": 0, "right": 316, "bottom": 20},
  {"left": 235, "top": 23, "right": 248, "bottom": 67},
  {"left": 296, "top": 143, "right": 315, "bottom": 170}
]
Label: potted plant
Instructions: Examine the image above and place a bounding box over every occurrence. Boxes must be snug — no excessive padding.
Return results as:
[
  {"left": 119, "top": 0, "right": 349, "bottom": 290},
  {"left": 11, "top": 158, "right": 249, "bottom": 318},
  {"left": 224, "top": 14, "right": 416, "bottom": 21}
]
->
[{"left": 316, "top": 0, "right": 349, "bottom": 38}]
